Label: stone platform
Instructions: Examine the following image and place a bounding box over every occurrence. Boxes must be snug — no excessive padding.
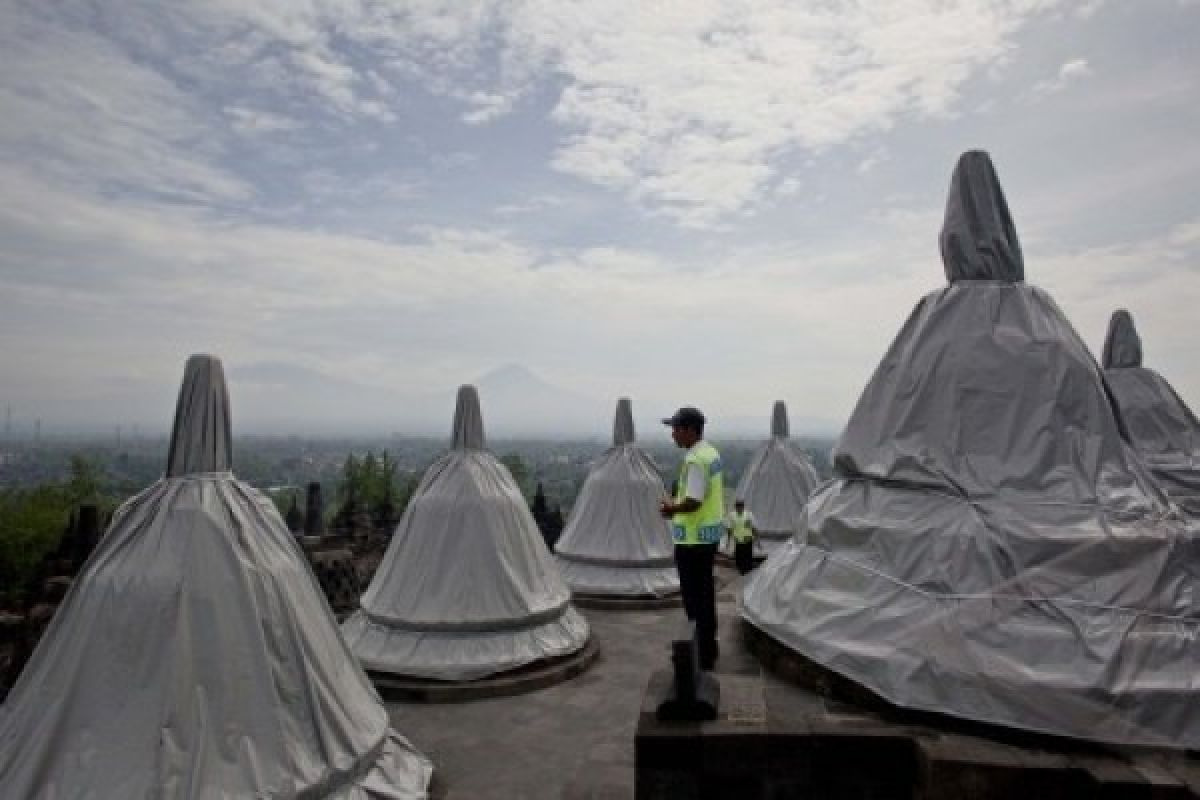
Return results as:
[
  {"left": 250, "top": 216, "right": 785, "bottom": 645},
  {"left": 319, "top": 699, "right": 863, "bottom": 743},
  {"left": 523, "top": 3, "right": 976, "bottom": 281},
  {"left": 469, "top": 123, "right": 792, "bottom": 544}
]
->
[
  {"left": 371, "top": 638, "right": 601, "bottom": 703},
  {"left": 633, "top": 605, "right": 1200, "bottom": 799},
  {"left": 571, "top": 592, "right": 682, "bottom": 611}
]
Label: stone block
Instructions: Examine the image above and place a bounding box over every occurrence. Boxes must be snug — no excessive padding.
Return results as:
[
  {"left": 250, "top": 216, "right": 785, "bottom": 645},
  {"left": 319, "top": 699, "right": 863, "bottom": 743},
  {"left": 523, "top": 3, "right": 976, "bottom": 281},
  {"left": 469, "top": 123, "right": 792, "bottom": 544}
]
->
[
  {"left": 635, "top": 768, "right": 699, "bottom": 800},
  {"left": 42, "top": 576, "right": 71, "bottom": 604}
]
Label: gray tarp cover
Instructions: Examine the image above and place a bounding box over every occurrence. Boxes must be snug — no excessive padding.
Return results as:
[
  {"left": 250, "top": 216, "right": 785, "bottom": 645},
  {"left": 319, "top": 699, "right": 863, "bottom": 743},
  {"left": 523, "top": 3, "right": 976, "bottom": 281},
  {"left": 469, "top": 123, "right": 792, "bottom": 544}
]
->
[
  {"left": 1103, "top": 310, "right": 1200, "bottom": 514},
  {"left": 342, "top": 386, "right": 589, "bottom": 681},
  {"left": 723, "top": 401, "right": 820, "bottom": 559},
  {"left": 742, "top": 151, "right": 1200, "bottom": 748},
  {"left": 0, "top": 355, "right": 432, "bottom": 799},
  {"left": 554, "top": 398, "right": 680, "bottom": 597}
]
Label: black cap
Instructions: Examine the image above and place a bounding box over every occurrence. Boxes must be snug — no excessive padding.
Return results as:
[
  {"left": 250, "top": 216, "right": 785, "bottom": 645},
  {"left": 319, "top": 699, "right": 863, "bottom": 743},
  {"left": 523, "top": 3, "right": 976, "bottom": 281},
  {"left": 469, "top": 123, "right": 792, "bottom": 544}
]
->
[{"left": 662, "top": 406, "right": 706, "bottom": 429}]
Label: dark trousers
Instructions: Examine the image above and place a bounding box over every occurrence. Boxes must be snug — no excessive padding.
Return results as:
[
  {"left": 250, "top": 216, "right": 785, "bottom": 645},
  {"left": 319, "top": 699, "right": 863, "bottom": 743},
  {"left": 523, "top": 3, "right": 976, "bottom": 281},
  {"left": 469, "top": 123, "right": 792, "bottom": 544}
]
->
[
  {"left": 674, "top": 543, "right": 718, "bottom": 668},
  {"left": 734, "top": 539, "right": 755, "bottom": 575}
]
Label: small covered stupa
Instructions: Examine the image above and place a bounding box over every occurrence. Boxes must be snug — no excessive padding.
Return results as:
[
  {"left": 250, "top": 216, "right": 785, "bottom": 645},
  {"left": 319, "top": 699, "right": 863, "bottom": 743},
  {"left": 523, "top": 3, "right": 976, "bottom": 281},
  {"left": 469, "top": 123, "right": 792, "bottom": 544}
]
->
[
  {"left": 726, "top": 401, "right": 820, "bottom": 559},
  {"left": 0, "top": 355, "right": 432, "bottom": 798},
  {"left": 554, "top": 398, "right": 680, "bottom": 599},
  {"left": 342, "top": 385, "right": 590, "bottom": 681},
  {"left": 1102, "top": 309, "right": 1200, "bottom": 514},
  {"left": 742, "top": 151, "right": 1200, "bottom": 748}
]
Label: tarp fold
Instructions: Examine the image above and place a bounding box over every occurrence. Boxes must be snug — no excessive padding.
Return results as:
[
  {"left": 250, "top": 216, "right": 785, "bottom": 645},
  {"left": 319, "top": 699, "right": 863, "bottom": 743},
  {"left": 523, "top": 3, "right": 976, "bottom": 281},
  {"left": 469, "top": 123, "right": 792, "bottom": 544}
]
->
[
  {"left": 1103, "top": 310, "right": 1200, "bottom": 513},
  {"left": 554, "top": 398, "right": 680, "bottom": 598},
  {"left": 0, "top": 355, "right": 431, "bottom": 798},
  {"left": 742, "top": 152, "right": 1200, "bottom": 748},
  {"left": 723, "top": 401, "right": 820, "bottom": 559},
  {"left": 343, "top": 385, "right": 590, "bottom": 680}
]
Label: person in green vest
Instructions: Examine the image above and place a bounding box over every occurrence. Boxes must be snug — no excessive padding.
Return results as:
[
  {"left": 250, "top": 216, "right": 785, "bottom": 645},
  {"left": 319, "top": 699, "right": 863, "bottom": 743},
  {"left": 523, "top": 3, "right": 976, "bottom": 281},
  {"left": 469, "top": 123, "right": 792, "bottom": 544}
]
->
[
  {"left": 726, "top": 499, "right": 757, "bottom": 576},
  {"left": 658, "top": 406, "right": 724, "bottom": 670}
]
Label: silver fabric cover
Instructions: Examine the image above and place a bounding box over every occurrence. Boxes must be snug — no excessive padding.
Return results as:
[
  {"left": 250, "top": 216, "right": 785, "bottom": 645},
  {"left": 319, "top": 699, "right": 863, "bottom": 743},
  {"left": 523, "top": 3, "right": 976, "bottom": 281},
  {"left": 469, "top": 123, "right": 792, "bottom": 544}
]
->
[
  {"left": 1103, "top": 310, "right": 1200, "bottom": 513},
  {"left": 166, "top": 354, "right": 232, "bottom": 477},
  {"left": 554, "top": 398, "right": 680, "bottom": 597},
  {"left": 724, "top": 401, "right": 820, "bottom": 559},
  {"left": 342, "top": 386, "right": 590, "bottom": 681},
  {"left": 743, "top": 151, "right": 1200, "bottom": 748},
  {"left": 0, "top": 355, "right": 432, "bottom": 799}
]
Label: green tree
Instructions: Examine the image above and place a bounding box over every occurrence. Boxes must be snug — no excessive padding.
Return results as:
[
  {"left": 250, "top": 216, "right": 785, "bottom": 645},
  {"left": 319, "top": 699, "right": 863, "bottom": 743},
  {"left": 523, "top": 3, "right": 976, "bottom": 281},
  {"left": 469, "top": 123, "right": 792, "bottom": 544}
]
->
[
  {"left": 66, "top": 454, "right": 102, "bottom": 505},
  {"left": 0, "top": 486, "right": 72, "bottom": 607}
]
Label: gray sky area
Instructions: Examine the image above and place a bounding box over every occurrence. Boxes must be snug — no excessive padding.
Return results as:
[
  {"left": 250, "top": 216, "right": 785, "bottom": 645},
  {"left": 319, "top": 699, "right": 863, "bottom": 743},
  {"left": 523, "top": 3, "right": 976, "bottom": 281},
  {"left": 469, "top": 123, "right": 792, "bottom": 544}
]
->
[{"left": 1, "top": 1, "right": 1197, "bottom": 438}]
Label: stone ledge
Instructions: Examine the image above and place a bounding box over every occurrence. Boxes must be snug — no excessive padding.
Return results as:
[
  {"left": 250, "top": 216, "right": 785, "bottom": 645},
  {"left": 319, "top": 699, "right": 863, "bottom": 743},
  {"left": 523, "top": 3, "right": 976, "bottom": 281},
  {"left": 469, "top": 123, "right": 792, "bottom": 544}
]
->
[
  {"left": 726, "top": 618, "right": 1200, "bottom": 799},
  {"left": 572, "top": 592, "right": 682, "bottom": 611},
  {"left": 369, "top": 637, "right": 601, "bottom": 703}
]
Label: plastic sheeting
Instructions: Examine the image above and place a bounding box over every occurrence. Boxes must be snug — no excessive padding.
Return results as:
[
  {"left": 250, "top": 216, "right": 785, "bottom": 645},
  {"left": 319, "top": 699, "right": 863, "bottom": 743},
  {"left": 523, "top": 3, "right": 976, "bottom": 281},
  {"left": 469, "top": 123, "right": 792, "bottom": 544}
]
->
[
  {"left": 1103, "top": 310, "right": 1200, "bottom": 514},
  {"left": 0, "top": 355, "right": 432, "bottom": 799},
  {"left": 554, "top": 398, "right": 680, "bottom": 598},
  {"left": 342, "top": 386, "right": 590, "bottom": 681},
  {"left": 722, "top": 401, "right": 820, "bottom": 559},
  {"left": 742, "top": 151, "right": 1200, "bottom": 749}
]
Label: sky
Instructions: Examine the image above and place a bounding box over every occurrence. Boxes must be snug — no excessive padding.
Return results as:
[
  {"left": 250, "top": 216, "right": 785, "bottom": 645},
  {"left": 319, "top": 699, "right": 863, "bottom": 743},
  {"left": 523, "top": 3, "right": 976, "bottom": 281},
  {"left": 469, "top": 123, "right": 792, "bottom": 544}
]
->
[{"left": 1, "top": 0, "right": 1197, "bottom": 437}]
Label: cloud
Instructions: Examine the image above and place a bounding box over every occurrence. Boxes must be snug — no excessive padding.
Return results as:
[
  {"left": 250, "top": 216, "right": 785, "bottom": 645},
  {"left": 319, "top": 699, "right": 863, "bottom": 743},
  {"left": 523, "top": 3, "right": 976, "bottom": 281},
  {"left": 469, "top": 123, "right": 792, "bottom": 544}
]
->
[
  {"left": 0, "top": 11, "right": 250, "bottom": 204},
  {"left": 1031, "top": 57, "right": 1093, "bottom": 97},
  {"left": 224, "top": 106, "right": 301, "bottom": 135},
  {"left": 492, "top": 1, "right": 1090, "bottom": 227},
  {"left": 1, "top": 0, "right": 1197, "bottom": 432},
  {"left": 0, "top": 162, "right": 927, "bottom": 421},
  {"left": 10, "top": 0, "right": 1096, "bottom": 229},
  {"left": 1035, "top": 216, "right": 1200, "bottom": 390},
  {"left": 857, "top": 149, "right": 890, "bottom": 175}
]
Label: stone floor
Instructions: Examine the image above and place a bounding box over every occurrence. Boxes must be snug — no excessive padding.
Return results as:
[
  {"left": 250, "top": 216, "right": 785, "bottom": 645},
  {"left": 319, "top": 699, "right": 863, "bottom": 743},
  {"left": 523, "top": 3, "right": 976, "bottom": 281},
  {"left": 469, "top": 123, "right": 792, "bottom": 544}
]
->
[
  {"left": 385, "top": 568, "right": 1200, "bottom": 800},
  {"left": 388, "top": 569, "right": 747, "bottom": 800}
]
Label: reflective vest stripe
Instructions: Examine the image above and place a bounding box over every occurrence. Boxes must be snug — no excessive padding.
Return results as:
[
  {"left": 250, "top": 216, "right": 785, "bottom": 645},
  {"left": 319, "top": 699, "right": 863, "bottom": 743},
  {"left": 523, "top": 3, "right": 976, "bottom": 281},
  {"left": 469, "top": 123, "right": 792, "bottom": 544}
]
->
[{"left": 672, "top": 441, "right": 725, "bottom": 545}]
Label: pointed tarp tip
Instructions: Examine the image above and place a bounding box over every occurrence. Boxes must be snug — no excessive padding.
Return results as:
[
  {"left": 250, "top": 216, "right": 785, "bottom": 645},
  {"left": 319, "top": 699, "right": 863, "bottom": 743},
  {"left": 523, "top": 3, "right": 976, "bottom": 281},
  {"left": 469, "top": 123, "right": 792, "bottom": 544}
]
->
[
  {"left": 1103, "top": 309, "right": 1143, "bottom": 369},
  {"left": 452, "top": 384, "right": 486, "bottom": 450},
  {"left": 939, "top": 150, "right": 1025, "bottom": 284},
  {"left": 613, "top": 397, "right": 635, "bottom": 445},
  {"left": 771, "top": 401, "right": 789, "bottom": 438},
  {"left": 166, "top": 353, "right": 232, "bottom": 477}
]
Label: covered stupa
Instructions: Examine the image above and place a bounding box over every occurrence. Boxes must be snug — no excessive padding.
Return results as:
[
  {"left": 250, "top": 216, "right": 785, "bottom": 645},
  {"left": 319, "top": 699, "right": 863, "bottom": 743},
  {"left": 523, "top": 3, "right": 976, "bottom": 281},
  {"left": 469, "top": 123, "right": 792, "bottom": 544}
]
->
[
  {"left": 742, "top": 151, "right": 1200, "bottom": 747},
  {"left": 554, "top": 398, "right": 680, "bottom": 598},
  {"left": 342, "top": 385, "right": 590, "bottom": 681},
  {"left": 725, "top": 401, "right": 820, "bottom": 559},
  {"left": 0, "top": 355, "right": 432, "bottom": 798},
  {"left": 1103, "top": 310, "right": 1200, "bottom": 514}
]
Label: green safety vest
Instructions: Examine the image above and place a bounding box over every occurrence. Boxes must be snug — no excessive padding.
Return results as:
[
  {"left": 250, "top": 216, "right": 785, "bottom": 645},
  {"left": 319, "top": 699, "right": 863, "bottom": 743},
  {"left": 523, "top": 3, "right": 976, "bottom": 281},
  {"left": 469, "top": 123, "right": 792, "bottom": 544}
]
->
[
  {"left": 672, "top": 441, "right": 725, "bottom": 545},
  {"left": 730, "top": 510, "right": 754, "bottom": 543}
]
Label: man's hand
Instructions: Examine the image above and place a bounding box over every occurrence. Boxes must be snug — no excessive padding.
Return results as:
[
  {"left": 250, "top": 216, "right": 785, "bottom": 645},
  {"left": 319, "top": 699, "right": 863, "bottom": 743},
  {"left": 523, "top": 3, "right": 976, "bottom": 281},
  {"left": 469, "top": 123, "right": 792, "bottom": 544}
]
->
[{"left": 662, "top": 497, "right": 701, "bottom": 517}]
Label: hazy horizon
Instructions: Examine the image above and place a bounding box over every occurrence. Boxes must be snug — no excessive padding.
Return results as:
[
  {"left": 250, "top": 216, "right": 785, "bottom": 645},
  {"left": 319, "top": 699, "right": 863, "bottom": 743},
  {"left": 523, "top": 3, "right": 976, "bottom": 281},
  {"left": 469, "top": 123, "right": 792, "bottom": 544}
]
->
[{"left": 0, "top": 362, "right": 845, "bottom": 439}]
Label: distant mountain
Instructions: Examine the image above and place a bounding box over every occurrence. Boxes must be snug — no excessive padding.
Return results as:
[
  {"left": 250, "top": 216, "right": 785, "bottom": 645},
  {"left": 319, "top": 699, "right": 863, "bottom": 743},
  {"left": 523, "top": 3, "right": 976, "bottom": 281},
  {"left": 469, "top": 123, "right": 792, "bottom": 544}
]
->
[
  {"left": 224, "top": 360, "right": 612, "bottom": 437},
  {"left": 39, "top": 359, "right": 841, "bottom": 438},
  {"left": 441, "top": 364, "right": 608, "bottom": 438}
]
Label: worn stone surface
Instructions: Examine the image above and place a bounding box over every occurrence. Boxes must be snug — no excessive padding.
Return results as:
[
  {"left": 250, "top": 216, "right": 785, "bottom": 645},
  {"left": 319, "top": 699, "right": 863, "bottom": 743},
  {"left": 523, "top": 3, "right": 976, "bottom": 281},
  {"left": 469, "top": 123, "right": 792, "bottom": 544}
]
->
[
  {"left": 373, "top": 639, "right": 601, "bottom": 703},
  {"left": 388, "top": 570, "right": 732, "bottom": 800},
  {"left": 571, "top": 593, "right": 681, "bottom": 612},
  {"left": 629, "top": 576, "right": 1200, "bottom": 800}
]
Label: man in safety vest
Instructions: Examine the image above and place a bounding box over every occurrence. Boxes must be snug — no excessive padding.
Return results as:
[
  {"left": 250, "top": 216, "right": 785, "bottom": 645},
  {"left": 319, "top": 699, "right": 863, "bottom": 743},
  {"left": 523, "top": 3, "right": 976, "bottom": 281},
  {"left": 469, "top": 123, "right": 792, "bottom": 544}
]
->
[
  {"left": 726, "top": 499, "right": 757, "bottom": 576},
  {"left": 659, "top": 406, "right": 724, "bottom": 670}
]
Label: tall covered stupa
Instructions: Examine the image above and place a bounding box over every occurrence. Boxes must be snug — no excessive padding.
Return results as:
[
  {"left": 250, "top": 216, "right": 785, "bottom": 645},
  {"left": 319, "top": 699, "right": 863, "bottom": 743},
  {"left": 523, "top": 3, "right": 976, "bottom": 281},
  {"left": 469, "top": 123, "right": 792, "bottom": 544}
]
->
[
  {"left": 342, "top": 386, "right": 591, "bottom": 681},
  {"left": 554, "top": 398, "right": 680, "bottom": 599},
  {"left": 726, "top": 401, "right": 820, "bottom": 559},
  {"left": 0, "top": 355, "right": 432, "bottom": 799},
  {"left": 1102, "top": 309, "right": 1200, "bottom": 514},
  {"left": 742, "top": 151, "right": 1200, "bottom": 748}
]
